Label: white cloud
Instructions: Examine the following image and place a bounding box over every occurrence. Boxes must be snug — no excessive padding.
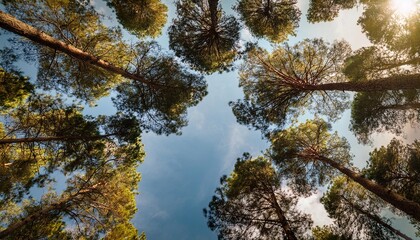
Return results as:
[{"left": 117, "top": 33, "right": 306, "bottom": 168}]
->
[{"left": 297, "top": 192, "right": 333, "bottom": 227}]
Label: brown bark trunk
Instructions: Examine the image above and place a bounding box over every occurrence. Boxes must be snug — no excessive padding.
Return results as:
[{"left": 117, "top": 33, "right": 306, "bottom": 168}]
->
[
  {"left": 306, "top": 74, "right": 420, "bottom": 92},
  {"left": 0, "top": 134, "right": 114, "bottom": 144},
  {"left": 311, "top": 154, "right": 420, "bottom": 222},
  {"left": 0, "top": 10, "right": 158, "bottom": 87},
  {"left": 341, "top": 196, "right": 413, "bottom": 240},
  {"left": 268, "top": 190, "right": 298, "bottom": 240}
]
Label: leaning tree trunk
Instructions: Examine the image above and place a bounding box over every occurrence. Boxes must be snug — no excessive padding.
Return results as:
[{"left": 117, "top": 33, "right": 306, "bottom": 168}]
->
[
  {"left": 0, "top": 10, "right": 158, "bottom": 87},
  {"left": 341, "top": 196, "right": 413, "bottom": 240},
  {"left": 307, "top": 74, "right": 420, "bottom": 92},
  {"left": 309, "top": 154, "right": 420, "bottom": 222}
]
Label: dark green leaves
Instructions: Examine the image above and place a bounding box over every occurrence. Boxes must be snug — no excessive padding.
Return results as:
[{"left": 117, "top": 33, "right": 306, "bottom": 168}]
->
[
  {"left": 168, "top": 0, "right": 240, "bottom": 73},
  {"left": 235, "top": 0, "right": 301, "bottom": 42},
  {"left": 113, "top": 42, "right": 207, "bottom": 135},
  {"left": 106, "top": 0, "right": 168, "bottom": 38}
]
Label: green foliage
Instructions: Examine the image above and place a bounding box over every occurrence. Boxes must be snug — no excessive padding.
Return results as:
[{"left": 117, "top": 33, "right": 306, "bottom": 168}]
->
[
  {"left": 269, "top": 119, "right": 351, "bottom": 194},
  {"left": 113, "top": 41, "right": 207, "bottom": 135},
  {"left": 0, "top": 94, "right": 144, "bottom": 202},
  {"left": 359, "top": 0, "right": 420, "bottom": 55},
  {"left": 312, "top": 225, "right": 352, "bottom": 240},
  {"left": 307, "top": 0, "right": 358, "bottom": 23},
  {"left": 321, "top": 176, "right": 402, "bottom": 239},
  {"left": 168, "top": 0, "right": 240, "bottom": 73},
  {"left": 106, "top": 0, "right": 168, "bottom": 38},
  {"left": 0, "top": 102, "right": 145, "bottom": 238},
  {"left": 204, "top": 154, "right": 312, "bottom": 239},
  {"left": 343, "top": 45, "right": 419, "bottom": 83},
  {"left": 366, "top": 139, "right": 420, "bottom": 205},
  {"left": 3, "top": 1, "right": 208, "bottom": 135},
  {"left": 0, "top": 157, "right": 143, "bottom": 239},
  {"left": 350, "top": 90, "right": 420, "bottom": 144},
  {"left": 231, "top": 39, "right": 351, "bottom": 133},
  {"left": 3, "top": 0, "right": 131, "bottom": 103},
  {"left": 235, "top": 0, "right": 301, "bottom": 42},
  {"left": 0, "top": 67, "right": 33, "bottom": 113}
]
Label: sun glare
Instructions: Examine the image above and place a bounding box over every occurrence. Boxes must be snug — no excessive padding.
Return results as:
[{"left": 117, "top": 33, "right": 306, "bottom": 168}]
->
[{"left": 390, "top": 0, "right": 418, "bottom": 17}]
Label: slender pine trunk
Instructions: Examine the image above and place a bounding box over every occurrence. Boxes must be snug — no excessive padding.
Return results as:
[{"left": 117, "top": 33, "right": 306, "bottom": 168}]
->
[
  {"left": 268, "top": 190, "right": 298, "bottom": 240},
  {"left": 0, "top": 10, "right": 158, "bottom": 87},
  {"left": 311, "top": 154, "right": 420, "bottom": 222},
  {"left": 306, "top": 74, "right": 420, "bottom": 92}
]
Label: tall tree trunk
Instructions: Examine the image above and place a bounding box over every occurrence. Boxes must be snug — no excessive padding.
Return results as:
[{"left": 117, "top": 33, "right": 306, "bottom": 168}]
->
[
  {"left": 0, "top": 134, "right": 114, "bottom": 145},
  {"left": 306, "top": 74, "right": 420, "bottom": 92},
  {"left": 0, "top": 10, "right": 158, "bottom": 87},
  {"left": 208, "top": 0, "right": 219, "bottom": 29},
  {"left": 268, "top": 190, "right": 298, "bottom": 240},
  {"left": 341, "top": 196, "right": 413, "bottom": 240},
  {"left": 306, "top": 154, "right": 420, "bottom": 222}
]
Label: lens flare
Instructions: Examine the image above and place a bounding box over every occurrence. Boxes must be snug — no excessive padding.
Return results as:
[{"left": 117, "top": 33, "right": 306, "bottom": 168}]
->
[{"left": 390, "top": 0, "right": 418, "bottom": 17}]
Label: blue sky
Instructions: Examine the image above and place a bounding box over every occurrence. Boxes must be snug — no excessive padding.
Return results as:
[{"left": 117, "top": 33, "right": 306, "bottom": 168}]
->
[
  {"left": 2, "top": 0, "right": 419, "bottom": 238},
  {"left": 126, "top": 1, "right": 420, "bottom": 239}
]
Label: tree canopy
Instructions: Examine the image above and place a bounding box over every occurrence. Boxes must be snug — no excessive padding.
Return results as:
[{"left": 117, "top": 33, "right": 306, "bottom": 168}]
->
[
  {"left": 269, "top": 119, "right": 420, "bottom": 222},
  {"left": 0, "top": 152, "right": 144, "bottom": 239},
  {"left": 204, "top": 154, "right": 312, "bottom": 240},
  {"left": 322, "top": 176, "right": 412, "bottom": 240},
  {"left": 1, "top": 0, "right": 419, "bottom": 238},
  {"left": 234, "top": 0, "right": 301, "bottom": 43},
  {"left": 307, "top": 0, "right": 358, "bottom": 23},
  {"left": 350, "top": 90, "right": 420, "bottom": 144},
  {"left": 0, "top": 94, "right": 143, "bottom": 203},
  {"left": 106, "top": 0, "right": 168, "bottom": 38},
  {"left": 231, "top": 39, "right": 352, "bottom": 133},
  {"left": 0, "top": 0, "right": 208, "bottom": 135},
  {"left": 168, "top": 0, "right": 240, "bottom": 73}
]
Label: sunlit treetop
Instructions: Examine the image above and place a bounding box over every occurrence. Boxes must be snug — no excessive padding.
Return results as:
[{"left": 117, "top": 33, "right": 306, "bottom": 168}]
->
[
  {"left": 359, "top": 0, "right": 420, "bottom": 55},
  {"left": 234, "top": 0, "right": 301, "bottom": 43},
  {"left": 168, "top": 0, "right": 240, "bottom": 74},
  {"left": 106, "top": 0, "right": 168, "bottom": 38}
]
